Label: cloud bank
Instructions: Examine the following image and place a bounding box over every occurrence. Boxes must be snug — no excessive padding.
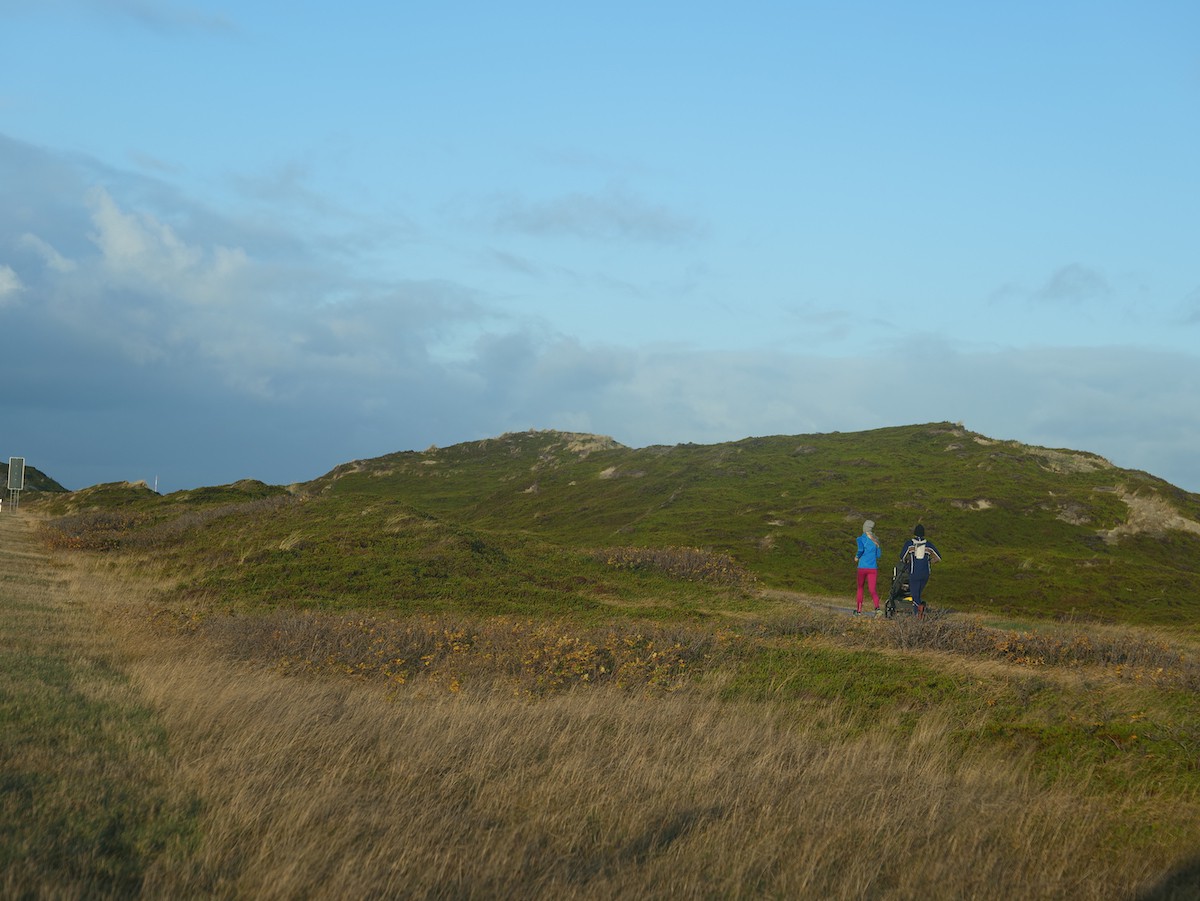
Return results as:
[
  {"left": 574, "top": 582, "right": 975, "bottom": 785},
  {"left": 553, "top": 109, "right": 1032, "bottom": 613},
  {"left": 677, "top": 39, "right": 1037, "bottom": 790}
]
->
[{"left": 2, "top": 135, "right": 1198, "bottom": 494}]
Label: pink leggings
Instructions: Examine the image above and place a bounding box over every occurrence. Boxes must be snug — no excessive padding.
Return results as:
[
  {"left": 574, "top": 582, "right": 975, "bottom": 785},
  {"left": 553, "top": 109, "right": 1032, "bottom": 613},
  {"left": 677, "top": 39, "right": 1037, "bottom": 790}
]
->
[{"left": 856, "top": 568, "right": 879, "bottom": 611}]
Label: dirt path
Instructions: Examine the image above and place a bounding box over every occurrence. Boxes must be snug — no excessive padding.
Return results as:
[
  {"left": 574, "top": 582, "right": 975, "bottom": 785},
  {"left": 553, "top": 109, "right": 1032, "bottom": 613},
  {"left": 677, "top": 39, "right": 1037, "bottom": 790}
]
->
[{"left": 758, "top": 586, "right": 917, "bottom": 618}]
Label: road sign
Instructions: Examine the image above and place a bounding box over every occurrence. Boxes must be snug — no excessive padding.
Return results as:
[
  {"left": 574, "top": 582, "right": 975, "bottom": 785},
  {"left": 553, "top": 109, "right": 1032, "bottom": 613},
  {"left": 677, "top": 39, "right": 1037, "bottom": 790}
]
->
[{"left": 7, "top": 457, "right": 24, "bottom": 491}]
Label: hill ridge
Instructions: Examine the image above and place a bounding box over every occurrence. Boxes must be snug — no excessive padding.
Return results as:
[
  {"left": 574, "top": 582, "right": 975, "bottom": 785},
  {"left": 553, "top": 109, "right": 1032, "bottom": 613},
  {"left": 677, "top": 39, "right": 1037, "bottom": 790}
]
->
[
  {"left": 285, "top": 421, "right": 1200, "bottom": 623},
  {"left": 31, "top": 421, "right": 1200, "bottom": 627}
]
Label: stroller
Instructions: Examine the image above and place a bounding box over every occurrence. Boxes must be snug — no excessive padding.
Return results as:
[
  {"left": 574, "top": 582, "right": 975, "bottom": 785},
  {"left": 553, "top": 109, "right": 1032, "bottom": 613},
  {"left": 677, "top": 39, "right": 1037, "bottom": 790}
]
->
[{"left": 883, "top": 562, "right": 911, "bottom": 619}]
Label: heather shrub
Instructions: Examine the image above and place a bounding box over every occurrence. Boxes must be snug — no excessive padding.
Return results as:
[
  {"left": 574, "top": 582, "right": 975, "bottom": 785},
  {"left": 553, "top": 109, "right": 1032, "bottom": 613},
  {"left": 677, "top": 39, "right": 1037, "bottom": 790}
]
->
[
  {"left": 186, "top": 611, "right": 731, "bottom": 696},
  {"left": 593, "top": 545, "right": 757, "bottom": 587},
  {"left": 41, "top": 510, "right": 150, "bottom": 550},
  {"left": 41, "top": 496, "right": 297, "bottom": 551}
]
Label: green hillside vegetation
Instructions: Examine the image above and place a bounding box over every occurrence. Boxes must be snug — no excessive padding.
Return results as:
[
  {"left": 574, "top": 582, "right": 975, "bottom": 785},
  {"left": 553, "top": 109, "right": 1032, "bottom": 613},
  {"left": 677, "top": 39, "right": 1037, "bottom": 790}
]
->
[
  {"left": 32, "top": 423, "right": 1200, "bottom": 628},
  {"left": 307, "top": 423, "right": 1200, "bottom": 626}
]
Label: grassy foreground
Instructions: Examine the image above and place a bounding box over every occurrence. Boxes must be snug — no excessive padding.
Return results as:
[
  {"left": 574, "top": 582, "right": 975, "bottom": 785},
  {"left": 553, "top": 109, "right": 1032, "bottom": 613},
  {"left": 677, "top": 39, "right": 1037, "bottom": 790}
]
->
[
  {"left": 4, "top": 511, "right": 1200, "bottom": 898},
  {"left": 0, "top": 515, "right": 198, "bottom": 898}
]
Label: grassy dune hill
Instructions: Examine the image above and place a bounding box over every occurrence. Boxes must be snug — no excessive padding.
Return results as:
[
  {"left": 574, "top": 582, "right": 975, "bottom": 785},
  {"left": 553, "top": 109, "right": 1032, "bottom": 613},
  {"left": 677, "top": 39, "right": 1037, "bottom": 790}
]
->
[
  {"left": 31, "top": 422, "right": 1200, "bottom": 628},
  {"left": 305, "top": 422, "right": 1200, "bottom": 627}
]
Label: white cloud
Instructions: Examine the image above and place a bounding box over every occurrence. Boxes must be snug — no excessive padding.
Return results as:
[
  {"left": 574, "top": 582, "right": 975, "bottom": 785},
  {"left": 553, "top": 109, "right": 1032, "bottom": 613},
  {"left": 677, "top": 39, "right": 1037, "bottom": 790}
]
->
[
  {"left": 1036, "top": 263, "right": 1112, "bottom": 305},
  {"left": 86, "top": 186, "right": 204, "bottom": 282},
  {"left": 0, "top": 264, "right": 23, "bottom": 305},
  {"left": 58, "top": 0, "right": 235, "bottom": 33},
  {"left": 3, "top": 175, "right": 502, "bottom": 406},
  {"left": 990, "top": 262, "right": 1116, "bottom": 311},
  {"left": 18, "top": 233, "right": 76, "bottom": 272},
  {"left": 1182, "top": 287, "right": 1200, "bottom": 325},
  {"left": 0, "top": 0, "right": 234, "bottom": 35},
  {"left": 488, "top": 187, "right": 705, "bottom": 243}
]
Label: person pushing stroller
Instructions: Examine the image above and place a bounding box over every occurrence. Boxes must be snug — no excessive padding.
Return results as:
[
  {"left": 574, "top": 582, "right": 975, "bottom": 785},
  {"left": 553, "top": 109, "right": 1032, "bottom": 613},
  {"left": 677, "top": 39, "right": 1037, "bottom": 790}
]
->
[{"left": 899, "top": 524, "right": 941, "bottom": 618}]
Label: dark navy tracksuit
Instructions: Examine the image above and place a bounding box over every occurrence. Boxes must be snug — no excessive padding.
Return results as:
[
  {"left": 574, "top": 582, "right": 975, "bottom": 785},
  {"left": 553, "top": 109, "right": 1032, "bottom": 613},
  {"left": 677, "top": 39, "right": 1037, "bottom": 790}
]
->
[{"left": 900, "top": 538, "right": 940, "bottom": 613}]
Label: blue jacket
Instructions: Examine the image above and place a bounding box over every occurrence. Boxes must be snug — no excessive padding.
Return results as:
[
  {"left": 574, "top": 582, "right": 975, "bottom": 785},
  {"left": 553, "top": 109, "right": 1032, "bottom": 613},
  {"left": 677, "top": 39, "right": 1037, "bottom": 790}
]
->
[
  {"left": 900, "top": 538, "right": 941, "bottom": 579},
  {"left": 855, "top": 533, "right": 881, "bottom": 569}
]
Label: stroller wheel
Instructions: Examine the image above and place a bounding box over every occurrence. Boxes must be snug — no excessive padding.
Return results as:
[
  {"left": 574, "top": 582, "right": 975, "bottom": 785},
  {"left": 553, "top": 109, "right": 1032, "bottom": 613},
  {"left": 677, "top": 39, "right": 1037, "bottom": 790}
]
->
[{"left": 884, "top": 598, "right": 896, "bottom": 619}]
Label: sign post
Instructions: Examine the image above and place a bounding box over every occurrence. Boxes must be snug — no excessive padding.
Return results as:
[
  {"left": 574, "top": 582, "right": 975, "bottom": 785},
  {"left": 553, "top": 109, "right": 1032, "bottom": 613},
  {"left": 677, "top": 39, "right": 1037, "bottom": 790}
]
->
[{"left": 7, "top": 456, "right": 24, "bottom": 511}]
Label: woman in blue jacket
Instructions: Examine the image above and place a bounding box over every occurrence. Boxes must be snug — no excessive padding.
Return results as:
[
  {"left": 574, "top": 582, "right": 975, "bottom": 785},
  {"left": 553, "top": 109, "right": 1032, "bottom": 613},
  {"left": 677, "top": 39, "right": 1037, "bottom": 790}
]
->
[
  {"left": 899, "top": 524, "right": 941, "bottom": 618},
  {"left": 854, "top": 519, "right": 883, "bottom": 616}
]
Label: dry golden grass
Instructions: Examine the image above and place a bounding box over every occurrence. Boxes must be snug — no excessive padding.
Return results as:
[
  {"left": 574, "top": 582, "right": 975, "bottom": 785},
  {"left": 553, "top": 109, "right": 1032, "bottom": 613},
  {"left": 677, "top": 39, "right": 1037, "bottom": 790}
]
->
[
  {"left": 117, "top": 664, "right": 1200, "bottom": 897},
  {"left": 6, "top": 515, "right": 1200, "bottom": 899},
  {"left": 127, "top": 659, "right": 1159, "bottom": 900}
]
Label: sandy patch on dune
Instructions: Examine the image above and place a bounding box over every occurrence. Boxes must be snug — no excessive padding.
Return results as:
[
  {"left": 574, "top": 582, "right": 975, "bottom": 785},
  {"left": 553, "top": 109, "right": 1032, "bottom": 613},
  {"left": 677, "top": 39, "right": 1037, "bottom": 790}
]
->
[{"left": 1100, "top": 491, "right": 1200, "bottom": 544}]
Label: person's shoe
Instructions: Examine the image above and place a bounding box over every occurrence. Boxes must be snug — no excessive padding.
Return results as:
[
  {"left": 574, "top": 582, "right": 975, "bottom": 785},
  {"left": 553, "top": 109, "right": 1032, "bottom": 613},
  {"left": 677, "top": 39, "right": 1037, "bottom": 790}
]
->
[
  {"left": 853, "top": 610, "right": 862, "bottom": 616},
  {"left": 874, "top": 609, "right": 882, "bottom": 617}
]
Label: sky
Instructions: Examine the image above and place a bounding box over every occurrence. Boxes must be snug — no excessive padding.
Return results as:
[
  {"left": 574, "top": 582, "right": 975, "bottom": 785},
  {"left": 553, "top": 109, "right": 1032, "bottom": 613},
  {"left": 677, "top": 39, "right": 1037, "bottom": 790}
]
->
[{"left": 2, "top": 1, "right": 1198, "bottom": 494}]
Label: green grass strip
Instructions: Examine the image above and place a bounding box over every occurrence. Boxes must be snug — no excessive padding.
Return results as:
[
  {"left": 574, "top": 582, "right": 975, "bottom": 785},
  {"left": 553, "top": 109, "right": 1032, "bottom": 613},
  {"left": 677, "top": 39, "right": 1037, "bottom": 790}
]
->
[{"left": 0, "top": 550, "right": 199, "bottom": 897}]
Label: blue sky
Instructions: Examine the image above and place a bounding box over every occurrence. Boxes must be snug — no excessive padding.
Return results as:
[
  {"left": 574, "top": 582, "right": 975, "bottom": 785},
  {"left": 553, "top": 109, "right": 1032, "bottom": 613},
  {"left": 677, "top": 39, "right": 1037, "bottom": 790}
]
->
[{"left": 2, "top": 1, "right": 1198, "bottom": 493}]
